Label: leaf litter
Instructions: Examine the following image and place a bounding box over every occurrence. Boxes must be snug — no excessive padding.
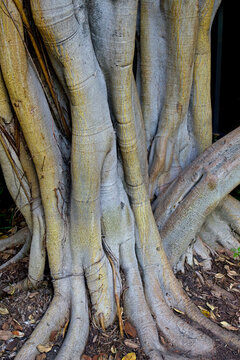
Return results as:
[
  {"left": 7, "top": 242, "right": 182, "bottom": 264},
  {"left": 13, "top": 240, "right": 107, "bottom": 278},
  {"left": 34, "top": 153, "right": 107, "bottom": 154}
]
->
[{"left": 1, "top": 223, "right": 240, "bottom": 359}]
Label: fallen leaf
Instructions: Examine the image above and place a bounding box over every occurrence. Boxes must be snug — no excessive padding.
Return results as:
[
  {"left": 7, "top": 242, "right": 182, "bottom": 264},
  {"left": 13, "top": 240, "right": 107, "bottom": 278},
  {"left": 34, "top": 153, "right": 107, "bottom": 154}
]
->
[
  {"left": 210, "top": 311, "right": 217, "bottom": 321},
  {"left": 215, "top": 273, "right": 224, "bottom": 280},
  {"left": 0, "top": 235, "right": 8, "bottom": 239},
  {"left": 81, "top": 355, "right": 92, "bottom": 360},
  {"left": 220, "top": 321, "right": 239, "bottom": 331},
  {"left": 36, "top": 354, "right": 47, "bottom": 360},
  {"left": 115, "top": 351, "right": 122, "bottom": 360},
  {"left": 12, "top": 330, "right": 24, "bottom": 338},
  {"left": 111, "top": 345, "right": 117, "bottom": 354},
  {"left": 121, "top": 353, "right": 136, "bottom": 360},
  {"left": 6, "top": 338, "right": 18, "bottom": 351},
  {"left": 123, "top": 340, "right": 139, "bottom": 349},
  {"left": 37, "top": 344, "right": 53, "bottom": 353},
  {"left": 0, "top": 306, "right": 9, "bottom": 315},
  {"left": 124, "top": 321, "right": 137, "bottom": 338},
  {"left": 208, "top": 281, "right": 235, "bottom": 300},
  {"left": 206, "top": 302, "right": 216, "bottom": 311},
  {"left": 4, "top": 285, "right": 15, "bottom": 295},
  {"left": 225, "top": 259, "right": 237, "bottom": 266},
  {"left": 0, "top": 330, "right": 13, "bottom": 341},
  {"left": 193, "top": 257, "right": 200, "bottom": 266},
  {"left": 12, "top": 319, "right": 23, "bottom": 331},
  {"left": 1, "top": 322, "right": 9, "bottom": 330},
  {"left": 198, "top": 306, "right": 210, "bottom": 318},
  {"left": 2, "top": 253, "right": 10, "bottom": 260},
  {"left": 28, "top": 314, "right": 36, "bottom": 324},
  {"left": 173, "top": 308, "right": 185, "bottom": 315},
  {"left": 93, "top": 334, "right": 98, "bottom": 343},
  {"left": 62, "top": 319, "right": 69, "bottom": 337},
  {"left": 160, "top": 335, "right": 166, "bottom": 345},
  {"left": 230, "top": 288, "right": 240, "bottom": 293},
  {"left": 29, "top": 292, "right": 39, "bottom": 298},
  {"left": 98, "top": 353, "right": 108, "bottom": 360}
]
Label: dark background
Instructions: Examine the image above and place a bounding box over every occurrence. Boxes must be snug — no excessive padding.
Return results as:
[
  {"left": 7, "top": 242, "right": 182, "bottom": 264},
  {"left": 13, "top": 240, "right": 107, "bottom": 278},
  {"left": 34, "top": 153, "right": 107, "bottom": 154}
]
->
[{"left": 211, "top": 0, "right": 240, "bottom": 135}]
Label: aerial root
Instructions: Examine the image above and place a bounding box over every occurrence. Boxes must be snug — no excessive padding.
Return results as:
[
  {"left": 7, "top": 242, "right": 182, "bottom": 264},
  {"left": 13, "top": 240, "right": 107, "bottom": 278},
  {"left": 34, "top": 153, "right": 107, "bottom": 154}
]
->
[
  {"left": 119, "top": 240, "right": 191, "bottom": 360},
  {"left": 54, "top": 276, "right": 89, "bottom": 360},
  {"left": 0, "top": 227, "right": 30, "bottom": 251},
  {"left": 15, "top": 281, "right": 70, "bottom": 360},
  {"left": 123, "top": 266, "right": 164, "bottom": 360},
  {"left": 143, "top": 268, "right": 215, "bottom": 357},
  {"left": 122, "top": 266, "right": 196, "bottom": 360},
  {"left": 0, "top": 233, "right": 31, "bottom": 271}
]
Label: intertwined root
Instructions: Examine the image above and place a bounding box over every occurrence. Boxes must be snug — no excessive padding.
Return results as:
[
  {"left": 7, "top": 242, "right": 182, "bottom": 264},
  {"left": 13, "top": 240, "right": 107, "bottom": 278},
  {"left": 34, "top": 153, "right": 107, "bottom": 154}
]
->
[
  {"left": 0, "top": 1, "right": 240, "bottom": 359},
  {"left": 199, "top": 195, "right": 240, "bottom": 251}
]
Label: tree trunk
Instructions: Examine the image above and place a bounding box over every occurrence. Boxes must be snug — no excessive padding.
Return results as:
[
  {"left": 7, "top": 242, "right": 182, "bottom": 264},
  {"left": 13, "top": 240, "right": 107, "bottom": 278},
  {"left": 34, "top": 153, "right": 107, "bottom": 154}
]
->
[{"left": 0, "top": 1, "right": 239, "bottom": 359}]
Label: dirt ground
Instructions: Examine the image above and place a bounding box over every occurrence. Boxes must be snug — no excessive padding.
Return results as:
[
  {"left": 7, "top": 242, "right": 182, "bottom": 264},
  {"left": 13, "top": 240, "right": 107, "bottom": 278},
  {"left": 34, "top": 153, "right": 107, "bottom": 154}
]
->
[{"left": 0, "top": 210, "right": 240, "bottom": 359}]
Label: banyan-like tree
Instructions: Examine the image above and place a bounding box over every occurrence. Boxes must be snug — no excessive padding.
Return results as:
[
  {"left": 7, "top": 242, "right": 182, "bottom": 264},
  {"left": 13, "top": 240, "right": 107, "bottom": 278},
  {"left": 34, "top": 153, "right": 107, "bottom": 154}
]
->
[{"left": 0, "top": 0, "right": 240, "bottom": 359}]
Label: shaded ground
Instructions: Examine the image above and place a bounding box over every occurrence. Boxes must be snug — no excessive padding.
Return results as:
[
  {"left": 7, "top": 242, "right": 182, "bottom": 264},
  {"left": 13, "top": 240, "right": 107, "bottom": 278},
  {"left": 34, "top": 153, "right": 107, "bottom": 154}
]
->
[{"left": 0, "top": 210, "right": 240, "bottom": 359}]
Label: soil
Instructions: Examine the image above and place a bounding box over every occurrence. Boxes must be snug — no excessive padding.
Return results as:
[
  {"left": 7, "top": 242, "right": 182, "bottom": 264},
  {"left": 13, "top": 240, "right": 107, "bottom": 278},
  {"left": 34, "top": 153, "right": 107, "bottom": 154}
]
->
[{"left": 0, "top": 212, "right": 240, "bottom": 359}]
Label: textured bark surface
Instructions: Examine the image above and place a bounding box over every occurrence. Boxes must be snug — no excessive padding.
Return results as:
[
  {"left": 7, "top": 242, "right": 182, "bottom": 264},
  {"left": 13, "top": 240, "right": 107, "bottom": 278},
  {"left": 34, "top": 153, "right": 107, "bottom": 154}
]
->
[{"left": 0, "top": 1, "right": 239, "bottom": 359}]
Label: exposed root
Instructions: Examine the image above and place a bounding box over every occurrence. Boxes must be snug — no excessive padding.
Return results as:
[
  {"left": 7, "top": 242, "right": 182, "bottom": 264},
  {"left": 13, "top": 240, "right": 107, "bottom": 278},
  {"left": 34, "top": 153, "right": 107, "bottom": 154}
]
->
[
  {"left": 176, "top": 237, "right": 213, "bottom": 273},
  {"left": 143, "top": 267, "right": 215, "bottom": 357},
  {"left": 120, "top": 246, "right": 165, "bottom": 359},
  {"left": 220, "top": 195, "right": 240, "bottom": 234},
  {"left": 158, "top": 128, "right": 240, "bottom": 268},
  {"left": 157, "top": 257, "right": 240, "bottom": 351},
  {"left": 15, "top": 280, "right": 70, "bottom": 360},
  {"left": 53, "top": 276, "right": 88, "bottom": 360},
  {"left": 192, "top": 238, "right": 213, "bottom": 270},
  {"left": 199, "top": 196, "right": 240, "bottom": 252},
  {"left": 28, "top": 203, "right": 46, "bottom": 286},
  {"left": 0, "top": 233, "right": 31, "bottom": 271},
  {"left": 0, "top": 227, "right": 30, "bottom": 251}
]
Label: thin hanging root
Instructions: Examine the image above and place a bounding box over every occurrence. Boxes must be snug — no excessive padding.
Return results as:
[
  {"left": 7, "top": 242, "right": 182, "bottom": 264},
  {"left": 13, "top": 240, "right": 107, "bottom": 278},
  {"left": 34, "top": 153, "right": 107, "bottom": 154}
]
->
[
  {"left": 0, "top": 132, "right": 31, "bottom": 204},
  {"left": 15, "top": 284, "right": 70, "bottom": 360},
  {"left": 0, "top": 233, "right": 31, "bottom": 271},
  {"left": 108, "top": 255, "right": 124, "bottom": 337},
  {"left": 0, "top": 227, "right": 30, "bottom": 251},
  {"left": 11, "top": 0, "right": 70, "bottom": 138}
]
